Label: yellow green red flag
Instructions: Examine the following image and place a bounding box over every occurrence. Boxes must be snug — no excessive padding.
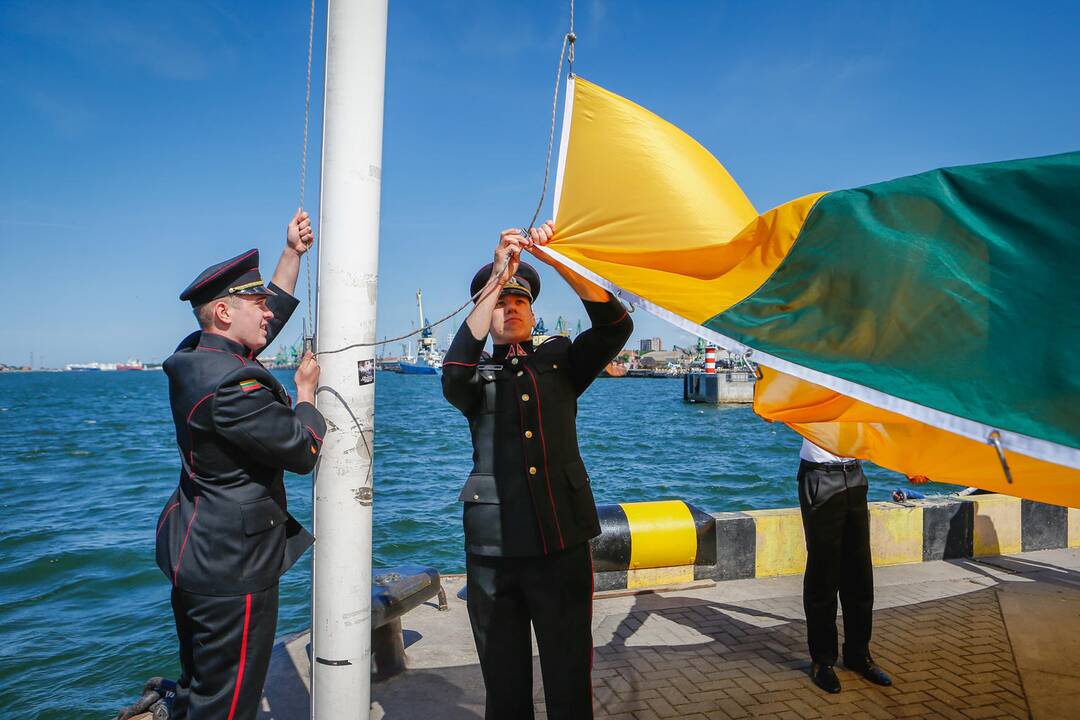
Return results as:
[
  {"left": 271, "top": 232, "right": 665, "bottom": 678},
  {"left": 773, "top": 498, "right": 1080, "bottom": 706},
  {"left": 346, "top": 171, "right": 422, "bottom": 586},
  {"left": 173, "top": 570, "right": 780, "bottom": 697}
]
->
[{"left": 543, "top": 76, "right": 1080, "bottom": 506}]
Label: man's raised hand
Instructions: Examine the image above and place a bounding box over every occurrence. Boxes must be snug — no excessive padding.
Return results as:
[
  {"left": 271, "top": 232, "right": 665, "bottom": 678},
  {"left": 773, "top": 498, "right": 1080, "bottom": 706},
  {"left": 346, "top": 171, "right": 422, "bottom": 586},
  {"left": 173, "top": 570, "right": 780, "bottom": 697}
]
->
[{"left": 287, "top": 209, "right": 315, "bottom": 256}]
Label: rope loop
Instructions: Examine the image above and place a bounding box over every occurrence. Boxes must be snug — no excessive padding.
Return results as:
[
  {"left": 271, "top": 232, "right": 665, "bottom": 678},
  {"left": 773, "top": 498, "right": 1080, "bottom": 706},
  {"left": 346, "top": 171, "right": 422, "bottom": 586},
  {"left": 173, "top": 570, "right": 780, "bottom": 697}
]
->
[{"left": 566, "top": 0, "right": 576, "bottom": 70}]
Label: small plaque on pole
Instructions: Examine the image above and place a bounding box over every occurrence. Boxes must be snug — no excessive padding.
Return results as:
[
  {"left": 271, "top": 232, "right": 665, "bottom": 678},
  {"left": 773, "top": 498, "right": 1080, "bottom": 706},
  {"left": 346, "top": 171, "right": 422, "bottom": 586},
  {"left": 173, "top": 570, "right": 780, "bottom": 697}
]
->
[{"left": 358, "top": 359, "right": 374, "bottom": 386}]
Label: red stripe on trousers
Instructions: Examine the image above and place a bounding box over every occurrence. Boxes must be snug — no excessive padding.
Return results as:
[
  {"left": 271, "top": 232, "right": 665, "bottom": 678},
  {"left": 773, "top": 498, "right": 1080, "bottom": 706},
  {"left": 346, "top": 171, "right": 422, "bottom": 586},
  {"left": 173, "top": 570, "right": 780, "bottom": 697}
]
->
[
  {"left": 226, "top": 593, "right": 253, "bottom": 720},
  {"left": 588, "top": 545, "right": 595, "bottom": 708}
]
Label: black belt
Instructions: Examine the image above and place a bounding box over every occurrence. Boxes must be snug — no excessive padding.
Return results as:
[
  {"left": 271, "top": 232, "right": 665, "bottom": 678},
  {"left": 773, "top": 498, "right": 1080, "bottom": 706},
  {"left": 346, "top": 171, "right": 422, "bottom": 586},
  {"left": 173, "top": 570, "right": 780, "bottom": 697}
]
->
[{"left": 803, "top": 459, "right": 860, "bottom": 471}]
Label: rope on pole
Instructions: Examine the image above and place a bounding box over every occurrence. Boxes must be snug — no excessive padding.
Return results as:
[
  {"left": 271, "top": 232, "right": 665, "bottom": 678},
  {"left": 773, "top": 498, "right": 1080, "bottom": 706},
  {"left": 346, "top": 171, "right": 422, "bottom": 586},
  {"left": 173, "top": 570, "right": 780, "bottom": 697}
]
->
[{"left": 301, "top": 0, "right": 316, "bottom": 341}]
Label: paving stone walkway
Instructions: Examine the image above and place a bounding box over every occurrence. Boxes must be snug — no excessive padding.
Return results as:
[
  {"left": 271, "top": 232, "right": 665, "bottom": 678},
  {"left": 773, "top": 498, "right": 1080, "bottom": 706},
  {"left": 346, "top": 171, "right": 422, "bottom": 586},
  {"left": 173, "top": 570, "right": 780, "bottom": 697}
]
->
[
  {"left": 262, "top": 548, "right": 1080, "bottom": 720},
  {"left": 585, "top": 587, "right": 1025, "bottom": 719}
]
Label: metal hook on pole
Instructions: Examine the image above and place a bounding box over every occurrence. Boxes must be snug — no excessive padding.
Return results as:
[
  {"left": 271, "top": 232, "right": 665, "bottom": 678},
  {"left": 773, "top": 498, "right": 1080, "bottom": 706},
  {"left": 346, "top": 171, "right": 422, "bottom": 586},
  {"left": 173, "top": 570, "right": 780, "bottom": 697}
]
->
[{"left": 986, "top": 430, "right": 1014, "bottom": 484}]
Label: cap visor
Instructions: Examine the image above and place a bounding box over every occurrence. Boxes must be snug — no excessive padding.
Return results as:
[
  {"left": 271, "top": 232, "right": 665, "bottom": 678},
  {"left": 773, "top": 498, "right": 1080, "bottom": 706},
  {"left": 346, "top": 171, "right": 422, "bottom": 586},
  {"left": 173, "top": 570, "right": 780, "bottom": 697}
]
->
[
  {"left": 500, "top": 288, "right": 533, "bottom": 301},
  {"left": 233, "top": 284, "right": 276, "bottom": 297}
]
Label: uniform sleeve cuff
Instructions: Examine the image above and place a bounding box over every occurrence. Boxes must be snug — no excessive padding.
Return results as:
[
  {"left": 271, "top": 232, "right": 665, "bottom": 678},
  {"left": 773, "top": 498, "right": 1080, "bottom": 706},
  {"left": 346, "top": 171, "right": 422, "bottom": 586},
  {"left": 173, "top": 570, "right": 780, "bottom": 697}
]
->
[
  {"left": 294, "top": 401, "right": 326, "bottom": 436},
  {"left": 583, "top": 294, "right": 628, "bottom": 326},
  {"left": 267, "top": 281, "right": 300, "bottom": 314}
]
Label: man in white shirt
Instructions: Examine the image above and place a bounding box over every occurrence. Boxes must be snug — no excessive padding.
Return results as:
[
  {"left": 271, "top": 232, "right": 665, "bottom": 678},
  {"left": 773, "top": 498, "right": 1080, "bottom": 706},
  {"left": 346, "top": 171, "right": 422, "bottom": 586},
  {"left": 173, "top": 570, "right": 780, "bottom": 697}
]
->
[{"left": 797, "top": 438, "right": 892, "bottom": 693}]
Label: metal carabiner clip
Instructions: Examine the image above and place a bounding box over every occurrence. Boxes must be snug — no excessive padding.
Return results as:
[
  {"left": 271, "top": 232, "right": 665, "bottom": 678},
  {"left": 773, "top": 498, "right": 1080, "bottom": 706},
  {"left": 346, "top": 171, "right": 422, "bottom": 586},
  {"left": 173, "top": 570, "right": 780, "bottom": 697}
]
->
[
  {"left": 986, "top": 430, "right": 1014, "bottom": 484},
  {"left": 742, "top": 349, "right": 763, "bottom": 380}
]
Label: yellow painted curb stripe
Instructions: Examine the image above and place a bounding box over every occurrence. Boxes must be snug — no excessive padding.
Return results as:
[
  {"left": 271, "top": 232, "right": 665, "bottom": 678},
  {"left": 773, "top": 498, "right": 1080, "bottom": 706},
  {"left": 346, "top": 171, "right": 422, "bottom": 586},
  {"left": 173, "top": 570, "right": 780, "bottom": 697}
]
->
[
  {"left": 627, "top": 565, "right": 694, "bottom": 590},
  {"left": 969, "top": 495, "right": 1022, "bottom": 557},
  {"left": 621, "top": 500, "right": 697, "bottom": 570},
  {"left": 869, "top": 503, "right": 923, "bottom": 566},
  {"left": 746, "top": 508, "right": 806, "bottom": 577},
  {"left": 1068, "top": 508, "right": 1080, "bottom": 549}
]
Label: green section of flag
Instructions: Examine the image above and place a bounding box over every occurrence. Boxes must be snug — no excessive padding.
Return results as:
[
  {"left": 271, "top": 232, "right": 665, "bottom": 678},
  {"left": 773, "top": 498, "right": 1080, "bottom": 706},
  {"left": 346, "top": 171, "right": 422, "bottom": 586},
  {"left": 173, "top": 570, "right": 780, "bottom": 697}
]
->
[{"left": 705, "top": 151, "right": 1080, "bottom": 450}]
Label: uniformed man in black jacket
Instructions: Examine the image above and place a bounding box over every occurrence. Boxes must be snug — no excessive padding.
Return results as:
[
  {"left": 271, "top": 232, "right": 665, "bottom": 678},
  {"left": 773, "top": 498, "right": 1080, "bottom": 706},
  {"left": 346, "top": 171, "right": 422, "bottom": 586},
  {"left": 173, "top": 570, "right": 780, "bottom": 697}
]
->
[
  {"left": 155, "top": 210, "right": 325, "bottom": 719},
  {"left": 442, "top": 222, "right": 633, "bottom": 719}
]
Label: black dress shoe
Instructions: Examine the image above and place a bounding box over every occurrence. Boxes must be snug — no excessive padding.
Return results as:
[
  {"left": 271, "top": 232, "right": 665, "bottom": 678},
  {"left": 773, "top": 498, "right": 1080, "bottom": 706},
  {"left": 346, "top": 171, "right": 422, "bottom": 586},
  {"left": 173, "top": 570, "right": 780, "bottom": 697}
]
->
[
  {"left": 845, "top": 658, "right": 893, "bottom": 686},
  {"left": 810, "top": 662, "right": 842, "bottom": 694}
]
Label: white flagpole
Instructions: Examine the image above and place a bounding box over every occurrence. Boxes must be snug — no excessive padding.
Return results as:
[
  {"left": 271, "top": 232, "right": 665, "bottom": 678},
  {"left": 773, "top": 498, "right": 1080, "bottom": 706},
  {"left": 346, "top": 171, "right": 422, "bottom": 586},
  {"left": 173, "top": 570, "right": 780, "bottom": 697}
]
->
[{"left": 312, "top": 1, "right": 387, "bottom": 718}]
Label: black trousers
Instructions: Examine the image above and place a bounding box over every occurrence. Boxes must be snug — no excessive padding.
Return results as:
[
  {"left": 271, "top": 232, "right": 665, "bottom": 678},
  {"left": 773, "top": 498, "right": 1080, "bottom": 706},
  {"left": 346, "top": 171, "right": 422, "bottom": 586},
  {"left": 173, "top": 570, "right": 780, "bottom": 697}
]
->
[
  {"left": 170, "top": 584, "right": 279, "bottom": 720},
  {"left": 798, "top": 461, "right": 874, "bottom": 666},
  {"left": 466, "top": 542, "right": 594, "bottom": 720}
]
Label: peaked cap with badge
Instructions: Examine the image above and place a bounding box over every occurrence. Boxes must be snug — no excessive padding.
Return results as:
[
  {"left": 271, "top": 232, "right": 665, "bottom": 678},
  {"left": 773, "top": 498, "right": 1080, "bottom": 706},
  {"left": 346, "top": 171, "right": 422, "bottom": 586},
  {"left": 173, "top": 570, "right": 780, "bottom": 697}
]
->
[
  {"left": 180, "top": 248, "right": 276, "bottom": 307},
  {"left": 470, "top": 260, "right": 541, "bottom": 303}
]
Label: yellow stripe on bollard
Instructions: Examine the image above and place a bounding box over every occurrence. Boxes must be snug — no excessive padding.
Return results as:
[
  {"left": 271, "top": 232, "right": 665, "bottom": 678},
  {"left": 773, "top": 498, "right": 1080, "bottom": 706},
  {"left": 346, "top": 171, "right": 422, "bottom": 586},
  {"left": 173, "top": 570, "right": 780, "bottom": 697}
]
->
[
  {"left": 621, "top": 500, "right": 698, "bottom": 571},
  {"left": 869, "top": 503, "right": 923, "bottom": 566}
]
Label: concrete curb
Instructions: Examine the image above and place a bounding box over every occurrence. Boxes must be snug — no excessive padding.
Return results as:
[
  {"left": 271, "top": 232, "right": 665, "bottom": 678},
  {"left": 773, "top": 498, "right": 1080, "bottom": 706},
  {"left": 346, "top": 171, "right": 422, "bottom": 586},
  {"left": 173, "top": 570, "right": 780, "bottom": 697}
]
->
[{"left": 590, "top": 494, "right": 1078, "bottom": 589}]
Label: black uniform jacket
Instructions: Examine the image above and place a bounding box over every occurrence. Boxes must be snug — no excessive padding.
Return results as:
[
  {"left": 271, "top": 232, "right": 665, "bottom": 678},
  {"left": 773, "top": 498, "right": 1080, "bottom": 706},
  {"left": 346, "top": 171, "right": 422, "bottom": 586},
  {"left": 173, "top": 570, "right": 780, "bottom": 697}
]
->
[
  {"left": 442, "top": 293, "right": 632, "bottom": 557},
  {"left": 155, "top": 284, "right": 326, "bottom": 596}
]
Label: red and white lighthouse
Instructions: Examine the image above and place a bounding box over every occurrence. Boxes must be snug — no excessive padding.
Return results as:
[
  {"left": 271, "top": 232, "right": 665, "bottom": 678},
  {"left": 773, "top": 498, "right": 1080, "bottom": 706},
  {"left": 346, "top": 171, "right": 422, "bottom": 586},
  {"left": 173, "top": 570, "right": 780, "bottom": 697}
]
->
[{"left": 704, "top": 346, "right": 717, "bottom": 374}]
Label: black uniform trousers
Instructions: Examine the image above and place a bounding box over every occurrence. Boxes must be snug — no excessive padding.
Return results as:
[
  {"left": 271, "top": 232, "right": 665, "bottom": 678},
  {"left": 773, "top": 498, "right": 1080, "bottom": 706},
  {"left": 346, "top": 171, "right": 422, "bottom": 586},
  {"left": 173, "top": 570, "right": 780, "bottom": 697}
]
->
[
  {"left": 798, "top": 461, "right": 874, "bottom": 667},
  {"left": 170, "top": 584, "right": 279, "bottom": 720},
  {"left": 466, "top": 542, "right": 594, "bottom": 720}
]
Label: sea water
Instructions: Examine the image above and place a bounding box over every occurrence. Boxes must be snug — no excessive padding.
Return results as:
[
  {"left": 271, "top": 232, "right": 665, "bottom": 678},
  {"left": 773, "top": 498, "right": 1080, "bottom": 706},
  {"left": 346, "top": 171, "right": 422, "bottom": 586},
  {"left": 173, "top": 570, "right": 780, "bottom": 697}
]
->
[{"left": 0, "top": 370, "right": 953, "bottom": 717}]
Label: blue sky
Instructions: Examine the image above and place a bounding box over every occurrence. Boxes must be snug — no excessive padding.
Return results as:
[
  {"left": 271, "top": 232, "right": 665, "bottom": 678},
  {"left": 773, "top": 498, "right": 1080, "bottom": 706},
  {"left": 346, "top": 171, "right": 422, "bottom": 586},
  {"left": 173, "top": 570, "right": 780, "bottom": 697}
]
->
[{"left": 2, "top": 1, "right": 1078, "bottom": 367}]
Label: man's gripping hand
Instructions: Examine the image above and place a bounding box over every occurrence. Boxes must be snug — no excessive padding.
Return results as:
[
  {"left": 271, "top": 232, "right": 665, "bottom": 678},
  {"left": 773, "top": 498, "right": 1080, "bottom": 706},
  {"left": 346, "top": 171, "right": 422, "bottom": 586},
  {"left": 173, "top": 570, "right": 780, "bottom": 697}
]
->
[
  {"left": 526, "top": 220, "right": 559, "bottom": 268},
  {"left": 490, "top": 228, "right": 529, "bottom": 286},
  {"left": 287, "top": 209, "right": 315, "bottom": 256},
  {"left": 294, "top": 351, "right": 320, "bottom": 406}
]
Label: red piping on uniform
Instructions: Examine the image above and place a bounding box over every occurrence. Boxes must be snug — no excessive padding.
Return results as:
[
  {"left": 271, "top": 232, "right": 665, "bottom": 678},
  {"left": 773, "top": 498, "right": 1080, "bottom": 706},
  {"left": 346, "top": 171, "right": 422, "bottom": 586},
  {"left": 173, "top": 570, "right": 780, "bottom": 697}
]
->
[
  {"left": 188, "top": 393, "right": 214, "bottom": 423},
  {"left": 173, "top": 496, "right": 199, "bottom": 585},
  {"left": 598, "top": 310, "right": 629, "bottom": 326},
  {"left": 516, "top": 384, "right": 548, "bottom": 554},
  {"left": 156, "top": 503, "right": 179, "bottom": 537},
  {"left": 226, "top": 593, "right": 253, "bottom": 720},
  {"left": 191, "top": 250, "right": 258, "bottom": 290},
  {"left": 305, "top": 425, "right": 323, "bottom": 443},
  {"left": 442, "top": 361, "right": 478, "bottom": 368},
  {"left": 525, "top": 365, "right": 564, "bottom": 550},
  {"left": 186, "top": 393, "right": 214, "bottom": 478}
]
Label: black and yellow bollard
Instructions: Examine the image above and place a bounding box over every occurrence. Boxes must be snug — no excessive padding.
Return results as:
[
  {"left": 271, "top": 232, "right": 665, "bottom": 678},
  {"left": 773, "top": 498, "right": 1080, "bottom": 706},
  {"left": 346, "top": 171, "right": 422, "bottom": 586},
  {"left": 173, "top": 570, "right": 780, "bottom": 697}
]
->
[{"left": 590, "top": 500, "right": 717, "bottom": 591}]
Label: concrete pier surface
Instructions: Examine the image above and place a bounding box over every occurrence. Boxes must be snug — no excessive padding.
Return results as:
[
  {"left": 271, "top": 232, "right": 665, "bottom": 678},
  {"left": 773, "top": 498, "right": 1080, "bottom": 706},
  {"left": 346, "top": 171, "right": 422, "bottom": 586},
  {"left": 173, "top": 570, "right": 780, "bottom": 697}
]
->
[{"left": 260, "top": 547, "right": 1080, "bottom": 719}]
